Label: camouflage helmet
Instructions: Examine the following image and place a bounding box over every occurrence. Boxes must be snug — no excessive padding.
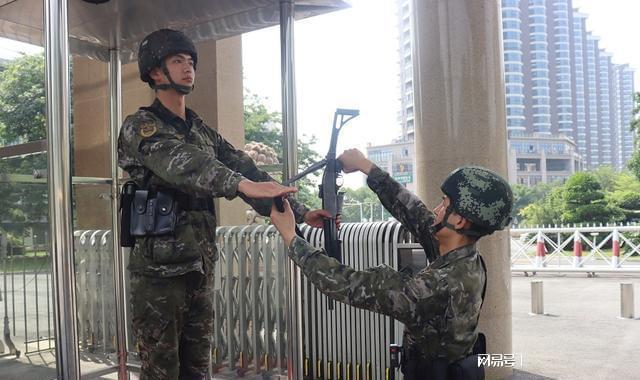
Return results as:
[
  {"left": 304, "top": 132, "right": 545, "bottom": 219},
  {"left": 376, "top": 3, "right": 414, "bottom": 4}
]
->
[
  {"left": 440, "top": 166, "right": 513, "bottom": 234},
  {"left": 137, "top": 29, "right": 198, "bottom": 88}
]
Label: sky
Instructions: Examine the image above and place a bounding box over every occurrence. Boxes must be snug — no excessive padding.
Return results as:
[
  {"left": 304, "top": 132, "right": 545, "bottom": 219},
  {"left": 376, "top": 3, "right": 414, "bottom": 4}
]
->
[
  {"left": 242, "top": 0, "right": 400, "bottom": 161},
  {"left": 242, "top": 0, "right": 399, "bottom": 187},
  {"left": 0, "top": 37, "right": 42, "bottom": 59},
  {"left": 572, "top": 0, "right": 640, "bottom": 88}
]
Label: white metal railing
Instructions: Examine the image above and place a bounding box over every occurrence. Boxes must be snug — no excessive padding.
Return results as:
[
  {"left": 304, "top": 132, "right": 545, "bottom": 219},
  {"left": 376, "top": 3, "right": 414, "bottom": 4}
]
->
[{"left": 510, "top": 224, "right": 640, "bottom": 273}]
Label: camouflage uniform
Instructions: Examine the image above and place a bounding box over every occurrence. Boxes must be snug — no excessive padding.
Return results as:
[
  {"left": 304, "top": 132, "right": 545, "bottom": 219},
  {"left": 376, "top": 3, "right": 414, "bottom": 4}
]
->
[
  {"left": 287, "top": 165, "right": 486, "bottom": 365},
  {"left": 118, "top": 99, "right": 308, "bottom": 379}
]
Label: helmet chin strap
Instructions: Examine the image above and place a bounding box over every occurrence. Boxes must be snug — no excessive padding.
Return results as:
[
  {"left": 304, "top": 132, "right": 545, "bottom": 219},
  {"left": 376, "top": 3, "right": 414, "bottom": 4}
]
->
[
  {"left": 431, "top": 207, "right": 493, "bottom": 238},
  {"left": 153, "top": 62, "right": 194, "bottom": 95},
  {"left": 429, "top": 206, "right": 459, "bottom": 235},
  {"left": 429, "top": 206, "right": 487, "bottom": 238}
]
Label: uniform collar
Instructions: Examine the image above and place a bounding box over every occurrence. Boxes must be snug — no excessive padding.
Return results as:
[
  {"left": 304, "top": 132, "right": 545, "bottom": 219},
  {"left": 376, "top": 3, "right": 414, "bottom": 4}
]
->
[
  {"left": 146, "top": 98, "right": 199, "bottom": 132},
  {"left": 428, "top": 243, "right": 477, "bottom": 269}
]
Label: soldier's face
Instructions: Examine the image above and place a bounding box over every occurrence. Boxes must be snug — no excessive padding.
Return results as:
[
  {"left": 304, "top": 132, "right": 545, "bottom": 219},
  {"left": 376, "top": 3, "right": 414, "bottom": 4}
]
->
[
  {"left": 152, "top": 53, "right": 195, "bottom": 87},
  {"left": 432, "top": 195, "right": 449, "bottom": 225},
  {"left": 432, "top": 195, "right": 466, "bottom": 235}
]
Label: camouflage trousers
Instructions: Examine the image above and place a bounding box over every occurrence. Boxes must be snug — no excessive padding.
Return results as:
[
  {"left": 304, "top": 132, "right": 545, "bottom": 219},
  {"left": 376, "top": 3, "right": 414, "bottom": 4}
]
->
[{"left": 130, "top": 264, "right": 214, "bottom": 380}]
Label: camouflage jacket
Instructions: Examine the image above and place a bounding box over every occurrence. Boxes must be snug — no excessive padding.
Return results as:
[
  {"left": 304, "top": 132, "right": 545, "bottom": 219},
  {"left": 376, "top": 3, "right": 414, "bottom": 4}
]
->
[
  {"left": 118, "top": 99, "right": 309, "bottom": 277},
  {"left": 288, "top": 165, "right": 486, "bottom": 363}
]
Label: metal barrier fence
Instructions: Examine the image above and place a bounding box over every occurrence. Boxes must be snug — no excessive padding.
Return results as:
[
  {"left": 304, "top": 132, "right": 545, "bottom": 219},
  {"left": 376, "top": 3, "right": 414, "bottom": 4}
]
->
[
  {"left": 211, "top": 224, "right": 288, "bottom": 376},
  {"left": 510, "top": 225, "right": 640, "bottom": 273},
  {"left": 0, "top": 230, "right": 126, "bottom": 360},
  {"left": 210, "top": 222, "right": 410, "bottom": 379},
  {"left": 1, "top": 233, "right": 54, "bottom": 356},
  {"left": 299, "top": 221, "right": 408, "bottom": 380},
  {"left": 74, "top": 230, "right": 118, "bottom": 356}
]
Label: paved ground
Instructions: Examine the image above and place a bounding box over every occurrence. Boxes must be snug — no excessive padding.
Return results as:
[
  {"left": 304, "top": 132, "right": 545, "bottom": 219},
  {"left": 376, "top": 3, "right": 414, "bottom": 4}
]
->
[
  {"left": 510, "top": 273, "right": 640, "bottom": 380},
  {"left": 1, "top": 273, "right": 639, "bottom": 379}
]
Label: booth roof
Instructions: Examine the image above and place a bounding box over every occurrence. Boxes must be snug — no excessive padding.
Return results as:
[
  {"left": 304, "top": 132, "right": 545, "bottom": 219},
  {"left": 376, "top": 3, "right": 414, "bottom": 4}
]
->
[{"left": 0, "top": 0, "right": 350, "bottom": 63}]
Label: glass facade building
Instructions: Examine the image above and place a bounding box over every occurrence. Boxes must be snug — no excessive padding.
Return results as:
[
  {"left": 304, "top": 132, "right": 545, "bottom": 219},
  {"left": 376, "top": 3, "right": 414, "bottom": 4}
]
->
[{"left": 501, "top": 0, "right": 635, "bottom": 171}]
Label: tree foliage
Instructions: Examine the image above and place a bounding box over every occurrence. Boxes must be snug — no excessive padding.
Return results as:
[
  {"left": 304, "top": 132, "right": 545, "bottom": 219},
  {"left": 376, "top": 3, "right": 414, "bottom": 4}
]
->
[
  {"left": 511, "top": 182, "right": 558, "bottom": 223},
  {"left": 590, "top": 165, "right": 618, "bottom": 193},
  {"left": 628, "top": 92, "right": 640, "bottom": 180},
  {"left": 520, "top": 186, "right": 565, "bottom": 226},
  {"left": 630, "top": 92, "right": 640, "bottom": 134},
  {"left": 243, "top": 92, "right": 322, "bottom": 209},
  {"left": 340, "top": 186, "right": 387, "bottom": 222},
  {"left": 628, "top": 153, "right": 640, "bottom": 180},
  {"left": 561, "top": 172, "right": 623, "bottom": 224},
  {"left": 0, "top": 54, "right": 48, "bottom": 245},
  {"left": 609, "top": 172, "right": 640, "bottom": 222},
  {"left": 519, "top": 170, "right": 636, "bottom": 226},
  {"left": 0, "top": 54, "right": 46, "bottom": 143}
]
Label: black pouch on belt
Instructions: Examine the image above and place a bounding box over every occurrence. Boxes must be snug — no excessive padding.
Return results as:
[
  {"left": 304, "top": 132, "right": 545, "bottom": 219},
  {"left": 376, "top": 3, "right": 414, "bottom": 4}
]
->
[
  {"left": 130, "top": 188, "right": 178, "bottom": 237},
  {"left": 119, "top": 181, "right": 138, "bottom": 247}
]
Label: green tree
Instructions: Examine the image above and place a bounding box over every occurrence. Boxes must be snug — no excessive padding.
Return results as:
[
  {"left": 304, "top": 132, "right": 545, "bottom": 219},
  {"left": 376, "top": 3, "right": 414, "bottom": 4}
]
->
[
  {"left": 627, "top": 92, "right": 640, "bottom": 179},
  {"left": 0, "top": 54, "right": 46, "bottom": 143},
  {"left": 561, "top": 172, "right": 623, "bottom": 224},
  {"left": 511, "top": 182, "right": 559, "bottom": 223},
  {"left": 243, "top": 92, "right": 322, "bottom": 209},
  {"left": 244, "top": 93, "right": 282, "bottom": 152},
  {"left": 630, "top": 92, "right": 640, "bottom": 134},
  {"left": 519, "top": 171, "right": 631, "bottom": 226},
  {"left": 590, "top": 165, "right": 618, "bottom": 193},
  {"left": 0, "top": 54, "right": 48, "bottom": 244},
  {"left": 341, "top": 186, "right": 383, "bottom": 222},
  {"left": 520, "top": 186, "right": 565, "bottom": 226},
  {"left": 609, "top": 172, "right": 640, "bottom": 222},
  {"left": 628, "top": 154, "right": 640, "bottom": 180}
]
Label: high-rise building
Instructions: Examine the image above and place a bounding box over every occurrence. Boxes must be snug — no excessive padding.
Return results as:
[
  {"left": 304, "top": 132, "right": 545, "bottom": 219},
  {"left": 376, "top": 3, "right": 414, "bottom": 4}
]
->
[
  {"left": 501, "top": 0, "right": 635, "bottom": 172},
  {"left": 367, "top": 0, "right": 417, "bottom": 189},
  {"left": 571, "top": 11, "right": 588, "bottom": 160},
  {"left": 397, "top": 0, "right": 414, "bottom": 142},
  {"left": 503, "top": 0, "right": 526, "bottom": 133},
  {"left": 369, "top": 0, "right": 636, "bottom": 190},
  {"left": 617, "top": 65, "right": 635, "bottom": 169}
]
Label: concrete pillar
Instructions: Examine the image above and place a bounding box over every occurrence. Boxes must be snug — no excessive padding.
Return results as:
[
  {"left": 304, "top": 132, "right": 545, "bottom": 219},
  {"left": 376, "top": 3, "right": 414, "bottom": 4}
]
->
[
  {"left": 411, "top": 1, "right": 511, "bottom": 378},
  {"left": 191, "top": 35, "right": 247, "bottom": 226}
]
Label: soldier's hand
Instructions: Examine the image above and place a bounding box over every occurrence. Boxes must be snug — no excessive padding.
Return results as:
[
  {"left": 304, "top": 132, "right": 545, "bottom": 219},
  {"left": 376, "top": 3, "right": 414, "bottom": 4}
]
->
[
  {"left": 338, "top": 148, "right": 373, "bottom": 174},
  {"left": 270, "top": 199, "right": 297, "bottom": 246},
  {"left": 304, "top": 209, "right": 342, "bottom": 229},
  {"left": 238, "top": 179, "right": 297, "bottom": 199}
]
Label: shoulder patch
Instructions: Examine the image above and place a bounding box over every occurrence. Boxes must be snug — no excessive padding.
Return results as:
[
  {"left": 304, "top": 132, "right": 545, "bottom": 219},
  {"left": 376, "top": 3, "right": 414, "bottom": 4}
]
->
[{"left": 139, "top": 122, "right": 157, "bottom": 138}]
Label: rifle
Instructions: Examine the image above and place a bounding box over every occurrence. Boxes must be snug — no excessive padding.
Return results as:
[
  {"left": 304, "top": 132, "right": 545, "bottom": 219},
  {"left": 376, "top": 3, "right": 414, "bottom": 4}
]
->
[{"left": 274, "top": 108, "right": 359, "bottom": 262}]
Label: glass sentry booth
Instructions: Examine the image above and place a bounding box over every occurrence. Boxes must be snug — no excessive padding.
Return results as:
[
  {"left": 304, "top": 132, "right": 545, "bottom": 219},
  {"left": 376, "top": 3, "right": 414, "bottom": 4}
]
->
[{"left": 0, "top": 1, "right": 351, "bottom": 378}]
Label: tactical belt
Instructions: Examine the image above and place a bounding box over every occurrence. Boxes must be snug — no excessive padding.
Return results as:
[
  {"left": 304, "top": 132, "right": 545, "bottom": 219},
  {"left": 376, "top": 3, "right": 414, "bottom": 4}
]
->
[
  {"left": 175, "top": 193, "right": 214, "bottom": 212},
  {"left": 148, "top": 189, "right": 214, "bottom": 212}
]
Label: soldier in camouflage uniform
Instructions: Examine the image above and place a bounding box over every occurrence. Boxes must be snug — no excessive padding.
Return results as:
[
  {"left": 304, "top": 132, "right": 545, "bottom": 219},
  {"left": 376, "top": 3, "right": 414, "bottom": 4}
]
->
[
  {"left": 270, "top": 148, "right": 513, "bottom": 380},
  {"left": 119, "top": 29, "right": 333, "bottom": 379}
]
